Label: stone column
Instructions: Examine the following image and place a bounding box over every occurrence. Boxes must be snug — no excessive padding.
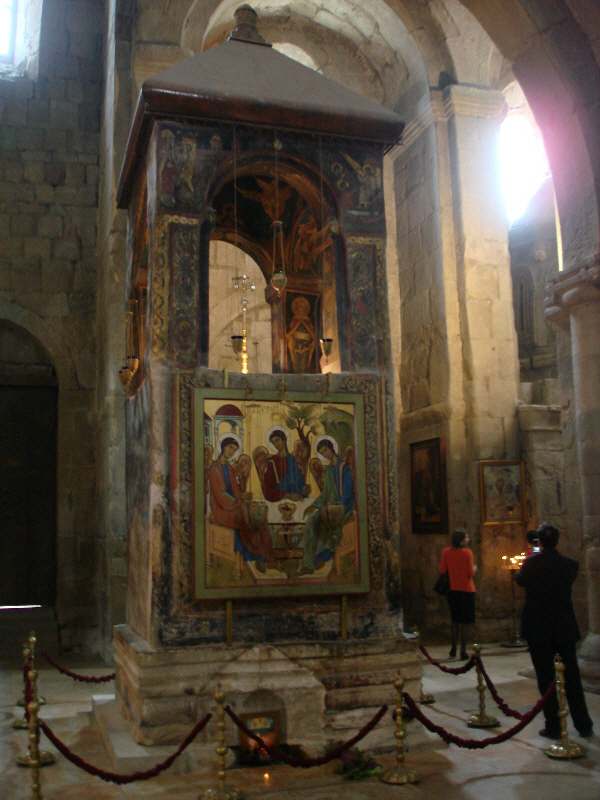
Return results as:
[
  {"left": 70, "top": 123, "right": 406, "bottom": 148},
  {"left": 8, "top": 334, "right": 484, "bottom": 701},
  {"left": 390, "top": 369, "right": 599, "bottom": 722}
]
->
[
  {"left": 547, "top": 261, "right": 600, "bottom": 691},
  {"left": 445, "top": 85, "right": 520, "bottom": 463},
  {"left": 443, "top": 85, "right": 521, "bottom": 588}
]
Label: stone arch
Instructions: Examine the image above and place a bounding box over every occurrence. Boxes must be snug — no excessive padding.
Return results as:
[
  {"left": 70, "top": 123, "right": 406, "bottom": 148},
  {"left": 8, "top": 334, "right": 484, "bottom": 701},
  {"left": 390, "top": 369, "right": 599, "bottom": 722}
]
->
[
  {"left": 0, "top": 300, "right": 84, "bottom": 621},
  {"left": 455, "top": 0, "right": 600, "bottom": 268},
  {"left": 0, "top": 301, "right": 78, "bottom": 392}
]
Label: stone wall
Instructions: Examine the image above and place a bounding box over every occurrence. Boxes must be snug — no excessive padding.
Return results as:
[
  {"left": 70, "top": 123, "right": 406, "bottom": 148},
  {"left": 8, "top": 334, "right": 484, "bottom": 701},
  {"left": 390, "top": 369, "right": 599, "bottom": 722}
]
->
[
  {"left": 0, "top": 0, "right": 103, "bottom": 650},
  {"left": 394, "top": 120, "right": 454, "bottom": 632},
  {"left": 396, "top": 87, "right": 524, "bottom": 640},
  {"left": 95, "top": 0, "right": 133, "bottom": 660}
]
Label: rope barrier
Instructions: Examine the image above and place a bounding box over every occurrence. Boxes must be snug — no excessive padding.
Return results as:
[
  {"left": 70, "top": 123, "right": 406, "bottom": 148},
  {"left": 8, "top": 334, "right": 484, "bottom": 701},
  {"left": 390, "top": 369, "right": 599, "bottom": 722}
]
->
[
  {"left": 224, "top": 704, "right": 388, "bottom": 768},
  {"left": 476, "top": 656, "right": 524, "bottom": 719},
  {"left": 402, "top": 681, "right": 556, "bottom": 749},
  {"left": 39, "top": 650, "right": 116, "bottom": 683},
  {"left": 38, "top": 713, "right": 212, "bottom": 784},
  {"left": 419, "top": 644, "right": 477, "bottom": 675}
]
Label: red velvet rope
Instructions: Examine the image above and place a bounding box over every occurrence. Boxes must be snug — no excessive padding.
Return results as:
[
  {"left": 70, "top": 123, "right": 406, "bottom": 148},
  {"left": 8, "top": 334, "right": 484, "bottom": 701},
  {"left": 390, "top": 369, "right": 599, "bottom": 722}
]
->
[
  {"left": 224, "top": 704, "right": 388, "bottom": 768},
  {"left": 402, "top": 682, "right": 556, "bottom": 749},
  {"left": 39, "top": 650, "right": 116, "bottom": 683},
  {"left": 476, "top": 656, "right": 524, "bottom": 719},
  {"left": 419, "top": 644, "right": 477, "bottom": 675},
  {"left": 38, "top": 713, "right": 211, "bottom": 784}
]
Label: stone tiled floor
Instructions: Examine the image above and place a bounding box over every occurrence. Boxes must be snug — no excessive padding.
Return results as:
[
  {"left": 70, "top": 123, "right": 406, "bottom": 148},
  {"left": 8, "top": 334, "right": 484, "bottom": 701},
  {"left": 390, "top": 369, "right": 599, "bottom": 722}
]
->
[{"left": 1, "top": 644, "right": 598, "bottom": 799}]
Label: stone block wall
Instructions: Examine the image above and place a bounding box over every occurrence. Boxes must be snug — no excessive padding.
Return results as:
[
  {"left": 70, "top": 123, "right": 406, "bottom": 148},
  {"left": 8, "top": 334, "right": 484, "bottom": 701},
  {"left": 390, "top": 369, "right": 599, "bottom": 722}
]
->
[
  {"left": 395, "top": 121, "right": 458, "bottom": 635},
  {"left": 0, "top": 0, "right": 104, "bottom": 650},
  {"left": 395, "top": 124, "right": 448, "bottom": 414}
]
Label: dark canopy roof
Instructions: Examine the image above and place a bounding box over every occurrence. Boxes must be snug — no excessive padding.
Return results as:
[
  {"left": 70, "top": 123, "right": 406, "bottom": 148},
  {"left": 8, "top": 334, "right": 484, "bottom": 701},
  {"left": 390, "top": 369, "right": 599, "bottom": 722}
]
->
[{"left": 117, "top": 5, "right": 404, "bottom": 207}]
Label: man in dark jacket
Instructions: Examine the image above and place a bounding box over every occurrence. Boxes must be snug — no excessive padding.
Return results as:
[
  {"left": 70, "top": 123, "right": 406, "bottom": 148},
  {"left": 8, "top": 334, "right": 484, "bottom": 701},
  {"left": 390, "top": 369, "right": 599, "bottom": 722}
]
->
[{"left": 516, "top": 523, "right": 593, "bottom": 739}]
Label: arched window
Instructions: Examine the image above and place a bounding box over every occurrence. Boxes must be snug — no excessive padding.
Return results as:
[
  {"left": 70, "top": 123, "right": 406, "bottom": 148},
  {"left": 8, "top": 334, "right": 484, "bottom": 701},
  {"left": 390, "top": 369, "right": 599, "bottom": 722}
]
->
[
  {"left": 512, "top": 266, "right": 534, "bottom": 348},
  {"left": 0, "top": 0, "right": 17, "bottom": 62},
  {"left": 0, "top": 0, "right": 43, "bottom": 77},
  {"left": 500, "top": 82, "right": 551, "bottom": 225}
]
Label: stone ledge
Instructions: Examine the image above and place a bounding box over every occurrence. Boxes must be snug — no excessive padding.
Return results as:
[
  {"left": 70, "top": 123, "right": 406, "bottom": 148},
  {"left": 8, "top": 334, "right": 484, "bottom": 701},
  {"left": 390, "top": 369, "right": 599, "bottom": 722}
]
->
[{"left": 113, "top": 625, "right": 422, "bottom": 747}]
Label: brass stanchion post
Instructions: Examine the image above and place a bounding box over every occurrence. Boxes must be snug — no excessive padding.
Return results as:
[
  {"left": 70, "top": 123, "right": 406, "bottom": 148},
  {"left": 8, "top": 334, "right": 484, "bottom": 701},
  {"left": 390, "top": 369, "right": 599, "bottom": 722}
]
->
[
  {"left": 414, "top": 628, "right": 435, "bottom": 704},
  {"left": 544, "top": 655, "right": 585, "bottom": 760},
  {"left": 467, "top": 645, "right": 499, "bottom": 728},
  {"left": 23, "top": 668, "right": 52, "bottom": 800},
  {"left": 14, "top": 641, "right": 32, "bottom": 729},
  {"left": 17, "top": 633, "right": 45, "bottom": 707},
  {"left": 17, "top": 656, "right": 55, "bottom": 768},
  {"left": 380, "top": 673, "right": 419, "bottom": 785},
  {"left": 201, "top": 684, "right": 244, "bottom": 800}
]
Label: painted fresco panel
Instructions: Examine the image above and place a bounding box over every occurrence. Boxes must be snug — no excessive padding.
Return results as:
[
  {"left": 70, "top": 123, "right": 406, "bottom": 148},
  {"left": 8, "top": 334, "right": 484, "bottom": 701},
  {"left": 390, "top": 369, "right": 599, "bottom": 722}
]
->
[{"left": 194, "top": 388, "right": 369, "bottom": 599}]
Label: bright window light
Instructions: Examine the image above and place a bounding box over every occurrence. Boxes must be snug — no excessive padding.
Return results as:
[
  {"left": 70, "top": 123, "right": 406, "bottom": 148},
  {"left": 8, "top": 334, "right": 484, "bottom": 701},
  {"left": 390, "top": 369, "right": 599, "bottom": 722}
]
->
[
  {"left": 0, "top": 604, "right": 42, "bottom": 610},
  {"left": 499, "top": 114, "right": 551, "bottom": 225},
  {"left": 0, "top": 0, "right": 16, "bottom": 60}
]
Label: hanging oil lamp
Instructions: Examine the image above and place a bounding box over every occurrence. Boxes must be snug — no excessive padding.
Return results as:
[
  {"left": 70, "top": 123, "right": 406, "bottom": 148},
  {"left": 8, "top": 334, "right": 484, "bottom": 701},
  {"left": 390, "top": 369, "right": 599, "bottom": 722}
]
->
[
  {"left": 118, "top": 300, "right": 139, "bottom": 390},
  {"left": 270, "top": 136, "right": 288, "bottom": 294},
  {"left": 271, "top": 219, "right": 287, "bottom": 293}
]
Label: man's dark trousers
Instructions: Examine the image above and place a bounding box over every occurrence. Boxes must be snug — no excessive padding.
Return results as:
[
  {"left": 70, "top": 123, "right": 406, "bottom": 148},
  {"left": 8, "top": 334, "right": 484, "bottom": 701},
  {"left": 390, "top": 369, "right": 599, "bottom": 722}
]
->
[
  {"left": 516, "top": 547, "right": 593, "bottom": 735},
  {"left": 527, "top": 640, "right": 592, "bottom": 735}
]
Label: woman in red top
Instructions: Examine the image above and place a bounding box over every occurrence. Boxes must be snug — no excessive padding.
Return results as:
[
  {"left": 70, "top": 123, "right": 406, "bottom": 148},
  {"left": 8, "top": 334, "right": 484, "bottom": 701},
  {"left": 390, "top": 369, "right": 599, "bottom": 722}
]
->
[{"left": 440, "top": 529, "right": 477, "bottom": 659}]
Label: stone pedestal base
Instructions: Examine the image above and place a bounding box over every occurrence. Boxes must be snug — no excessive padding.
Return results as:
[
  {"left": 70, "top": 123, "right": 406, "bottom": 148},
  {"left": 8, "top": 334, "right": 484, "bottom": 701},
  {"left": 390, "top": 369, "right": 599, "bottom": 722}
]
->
[
  {"left": 113, "top": 624, "right": 422, "bottom": 751},
  {"left": 579, "top": 632, "right": 600, "bottom": 694}
]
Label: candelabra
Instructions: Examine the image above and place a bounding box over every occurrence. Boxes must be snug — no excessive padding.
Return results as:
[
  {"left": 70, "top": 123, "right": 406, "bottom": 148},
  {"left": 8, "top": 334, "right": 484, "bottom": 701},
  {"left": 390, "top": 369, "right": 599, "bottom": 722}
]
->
[
  {"left": 501, "top": 553, "right": 527, "bottom": 648},
  {"left": 230, "top": 274, "right": 255, "bottom": 374}
]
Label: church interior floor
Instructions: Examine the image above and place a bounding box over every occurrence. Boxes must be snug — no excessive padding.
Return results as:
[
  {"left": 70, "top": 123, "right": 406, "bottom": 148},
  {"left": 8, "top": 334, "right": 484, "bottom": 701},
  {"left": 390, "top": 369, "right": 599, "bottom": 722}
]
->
[{"left": 1, "top": 645, "right": 598, "bottom": 800}]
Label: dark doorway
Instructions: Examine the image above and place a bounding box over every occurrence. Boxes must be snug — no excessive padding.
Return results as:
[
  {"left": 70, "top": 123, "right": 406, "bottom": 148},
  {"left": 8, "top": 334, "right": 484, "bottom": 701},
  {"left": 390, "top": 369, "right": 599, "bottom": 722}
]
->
[{"left": 0, "top": 386, "right": 58, "bottom": 606}]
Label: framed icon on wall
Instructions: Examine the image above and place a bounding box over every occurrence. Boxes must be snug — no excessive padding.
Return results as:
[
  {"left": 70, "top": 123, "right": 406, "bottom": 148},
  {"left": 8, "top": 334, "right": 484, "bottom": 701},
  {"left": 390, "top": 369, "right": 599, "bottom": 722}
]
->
[
  {"left": 410, "top": 437, "right": 448, "bottom": 535},
  {"left": 479, "top": 460, "right": 526, "bottom": 525}
]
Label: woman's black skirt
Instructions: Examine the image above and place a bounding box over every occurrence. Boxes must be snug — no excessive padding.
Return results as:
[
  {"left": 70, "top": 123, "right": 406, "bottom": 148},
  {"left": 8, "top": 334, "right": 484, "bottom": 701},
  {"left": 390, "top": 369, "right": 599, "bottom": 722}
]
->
[{"left": 447, "top": 590, "right": 476, "bottom": 624}]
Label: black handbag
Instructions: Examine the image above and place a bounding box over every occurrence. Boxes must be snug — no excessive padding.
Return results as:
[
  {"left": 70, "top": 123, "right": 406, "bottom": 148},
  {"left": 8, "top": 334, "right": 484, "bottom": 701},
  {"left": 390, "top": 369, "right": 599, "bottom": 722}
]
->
[{"left": 433, "top": 572, "right": 450, "bottom": 596}]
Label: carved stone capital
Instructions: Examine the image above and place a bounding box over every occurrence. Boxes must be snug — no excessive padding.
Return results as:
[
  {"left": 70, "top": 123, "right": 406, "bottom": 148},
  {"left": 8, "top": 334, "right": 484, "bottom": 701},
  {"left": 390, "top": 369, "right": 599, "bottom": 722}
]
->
[
  {"left": 392, "top": 92, "right": 447, "bottom": 151},
  {"left": 442, "top": 85, "right": 507, "bottom": 120},
  {"left": 389, "top": 87, "right": 491, "bottom": 154},
  {"left": 545, "top": 258, "right": 600, "bottom": 328}
]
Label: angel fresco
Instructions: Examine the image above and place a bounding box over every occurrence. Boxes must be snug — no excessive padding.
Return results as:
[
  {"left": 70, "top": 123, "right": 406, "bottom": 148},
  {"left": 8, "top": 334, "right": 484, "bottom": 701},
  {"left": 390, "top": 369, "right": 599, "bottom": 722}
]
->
[
  {"left": 237, "top": 177, "right": 292, "bottom": 220},
  {"left": 298, "top": 436, "right": 355, "bottom": 576},
  {"left": 261, "top": 427, "right": 310, "bottom": 502},
  {"left": 208, "top": 434, "right": 281, "bottom": 574},
  {"left": 342, "top": 153, "right": 382, "bottom": 209},
  {"left": 291, "top": 211, "right": 332, "bottom": 275}
]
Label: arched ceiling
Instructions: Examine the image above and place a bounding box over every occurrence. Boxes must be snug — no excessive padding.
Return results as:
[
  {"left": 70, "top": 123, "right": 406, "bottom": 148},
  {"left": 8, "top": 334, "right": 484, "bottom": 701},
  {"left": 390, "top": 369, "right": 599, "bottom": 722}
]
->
[
  {"left": 182, "top": 0, "right": 432, "bottom": 118},
  {"left": 179, "top": 0, "right": 508, "bottom": 118},
  {"left": 456, "top": 0, "right": 600, "bottom": 266}
]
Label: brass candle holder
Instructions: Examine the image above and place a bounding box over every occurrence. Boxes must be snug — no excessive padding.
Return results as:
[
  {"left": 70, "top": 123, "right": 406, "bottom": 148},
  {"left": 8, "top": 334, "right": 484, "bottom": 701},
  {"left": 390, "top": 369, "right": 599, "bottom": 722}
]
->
[
  {"left": 230, "top": 274, "right": 255, "bottom": 375},
  {"left": 117, "top": 305, "right": 139, "bottom": 390},
  {"left": 319, "top": 337, "right": 333, "bottom": 360},
  {"left": 501, "top": 553, "right": 527, "bottom": 648}
]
